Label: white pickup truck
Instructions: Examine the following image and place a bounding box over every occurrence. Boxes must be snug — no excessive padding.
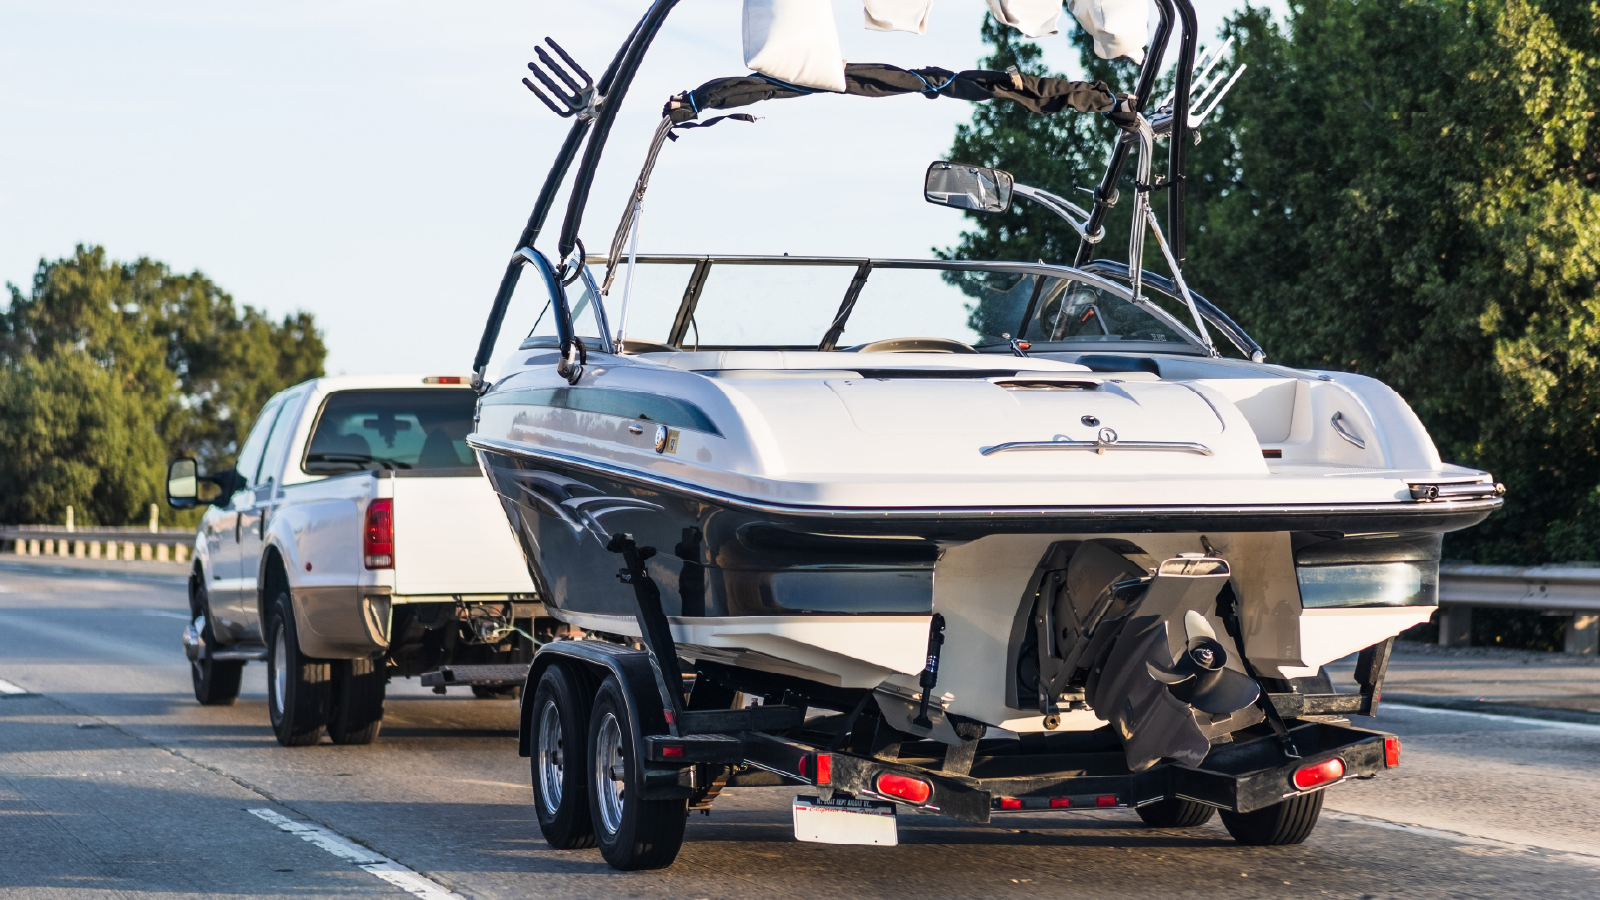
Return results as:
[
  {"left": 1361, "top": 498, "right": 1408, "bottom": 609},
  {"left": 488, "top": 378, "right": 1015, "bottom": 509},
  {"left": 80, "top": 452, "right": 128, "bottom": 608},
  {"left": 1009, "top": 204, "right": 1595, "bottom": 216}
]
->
[{"left": 166, "top": 374, "right": 542, "bottom": 746}]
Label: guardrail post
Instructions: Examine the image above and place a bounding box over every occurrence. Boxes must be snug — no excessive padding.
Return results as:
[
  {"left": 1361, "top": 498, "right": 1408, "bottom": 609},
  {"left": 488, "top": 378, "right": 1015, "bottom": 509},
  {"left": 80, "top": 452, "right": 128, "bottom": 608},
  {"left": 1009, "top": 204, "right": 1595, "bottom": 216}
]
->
[
  {"left": 1437, "top": 605, "right": 1472, "bottom": 647},
  {"left": 1565, "top": 612, "right": 1599, "bottom": 656}
]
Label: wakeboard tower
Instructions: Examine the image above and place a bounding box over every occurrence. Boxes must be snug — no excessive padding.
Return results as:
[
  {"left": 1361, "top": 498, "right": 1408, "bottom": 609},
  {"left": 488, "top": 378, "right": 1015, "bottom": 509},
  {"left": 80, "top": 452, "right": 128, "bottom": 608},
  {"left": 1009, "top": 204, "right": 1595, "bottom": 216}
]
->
[{"left": 463, "top": 0, "right": 1503, "bottom": 870}]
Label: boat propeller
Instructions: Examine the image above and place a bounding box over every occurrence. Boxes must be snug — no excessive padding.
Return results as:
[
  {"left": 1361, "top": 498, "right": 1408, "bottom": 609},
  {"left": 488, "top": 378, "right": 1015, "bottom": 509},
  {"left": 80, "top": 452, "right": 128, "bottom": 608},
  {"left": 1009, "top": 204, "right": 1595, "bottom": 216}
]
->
[{"left": 1145, "top": 610, "right": 1261, "bottom": 715}]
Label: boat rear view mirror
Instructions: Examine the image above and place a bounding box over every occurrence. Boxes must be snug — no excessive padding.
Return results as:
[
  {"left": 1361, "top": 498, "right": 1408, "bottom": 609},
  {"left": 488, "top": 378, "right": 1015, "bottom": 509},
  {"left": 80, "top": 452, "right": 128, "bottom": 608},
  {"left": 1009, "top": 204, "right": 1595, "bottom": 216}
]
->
[{"left": 925, "top": 161, "right": 1014, "bottom": 214}]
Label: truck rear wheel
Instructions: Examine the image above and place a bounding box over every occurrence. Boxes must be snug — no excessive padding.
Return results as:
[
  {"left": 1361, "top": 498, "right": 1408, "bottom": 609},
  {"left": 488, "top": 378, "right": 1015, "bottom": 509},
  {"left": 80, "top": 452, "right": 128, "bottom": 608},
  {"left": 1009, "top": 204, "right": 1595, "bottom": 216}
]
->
[
  {"left": 588, "top": 676, "right": 686, "bottom": 870},
  {"left": 1136, "top": 796, "right": 1216, "bottom": 828},
  {"left": 327, "top": 658, "right": 386, "bottom": 745},
  {"left": 531, "top": 664, "right": 595, "bottom": 849},
  {"left": 266, "top": 591, "right": 331, "bottom": 747},
  {"left": 1220, "top": 790, "right": 1324, "bottom": 845},
  {"left": 189, "top": 579, "right": 242, "bottom": 706}
]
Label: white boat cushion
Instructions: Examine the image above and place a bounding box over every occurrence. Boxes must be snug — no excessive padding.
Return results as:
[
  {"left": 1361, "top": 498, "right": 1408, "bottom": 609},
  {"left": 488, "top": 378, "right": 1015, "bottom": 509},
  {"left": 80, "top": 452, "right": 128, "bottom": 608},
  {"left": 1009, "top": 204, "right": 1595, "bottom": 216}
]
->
[
  {"left": 984, "top": 0, "right": 1064, "bottom": 37},
  {"left": 743, "top": 0, "right": 847, "bottom": 92},
  {"left": 1066, "top": 0, "right": 1148, "bottom": 63},
  {"left": 864, "top": 0, "right": 934, "bottom": 33}
]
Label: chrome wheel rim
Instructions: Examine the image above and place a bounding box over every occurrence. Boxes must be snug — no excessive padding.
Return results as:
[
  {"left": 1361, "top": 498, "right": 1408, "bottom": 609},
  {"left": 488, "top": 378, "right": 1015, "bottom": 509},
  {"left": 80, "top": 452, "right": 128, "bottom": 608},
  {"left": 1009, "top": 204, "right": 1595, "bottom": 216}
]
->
[
  {"left": 536, "top": 700, "right": 564, "bottom": 815},
  {"left": 271, "top": 624, "right": 288, "bottom": 717},
  {"left": 593, "top": 712, "right": 625, "bottom": 834}
]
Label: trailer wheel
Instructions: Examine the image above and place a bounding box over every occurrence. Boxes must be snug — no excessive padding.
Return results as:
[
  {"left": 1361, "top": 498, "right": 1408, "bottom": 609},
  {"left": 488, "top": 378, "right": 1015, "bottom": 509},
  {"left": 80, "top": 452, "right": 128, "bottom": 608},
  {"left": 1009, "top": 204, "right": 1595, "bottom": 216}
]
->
[
  {"left": 327, "top": 658, "right": 386, "bottom": 745},
  {"left": 266, "top": 591, "right": 331, "bottom": 747},
  {"left": 588, "top": 676, "right": 686, "bottom": 870},
  {"left": 1136, "top": 796, "right": 1216, "bottom": 828},
  {"left": 530, "top": 664, "right": 596, "bottom": 849},
  {"left": 1220, "top": 790, "right": 1324, "bottom": 846},
  {"left": 189, "top": 580, "right": 242, "bottom": 706}
]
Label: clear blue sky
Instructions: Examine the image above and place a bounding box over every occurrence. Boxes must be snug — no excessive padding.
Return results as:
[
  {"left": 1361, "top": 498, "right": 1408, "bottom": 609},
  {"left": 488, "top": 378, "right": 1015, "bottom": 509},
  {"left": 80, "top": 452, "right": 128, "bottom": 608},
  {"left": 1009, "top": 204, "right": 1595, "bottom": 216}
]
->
[{"left": 0, "top": 0, "right": 1275, "bottom": 376}]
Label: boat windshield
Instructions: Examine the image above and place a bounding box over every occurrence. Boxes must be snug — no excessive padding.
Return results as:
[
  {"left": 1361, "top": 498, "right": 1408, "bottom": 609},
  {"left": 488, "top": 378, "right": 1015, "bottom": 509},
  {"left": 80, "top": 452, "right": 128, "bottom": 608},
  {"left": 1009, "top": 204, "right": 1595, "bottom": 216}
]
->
[{"left": 589, "top": 257, "right": 1206, "bottom": 355}]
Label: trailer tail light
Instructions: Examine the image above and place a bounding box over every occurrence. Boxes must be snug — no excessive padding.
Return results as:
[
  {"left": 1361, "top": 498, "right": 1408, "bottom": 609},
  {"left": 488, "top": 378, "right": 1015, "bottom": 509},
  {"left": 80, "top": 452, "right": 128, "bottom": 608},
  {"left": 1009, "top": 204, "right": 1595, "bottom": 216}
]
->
[
  {"left": 1096, "top": 795, "right": 1116, "bottom": 808},
  {"left": 363, "top": 499, "right": 394, "bottom": 569},
  {"left": 1292, "top": 757, "right": 1345, "bottom": 790},
  {"left": 423, "top": 376, "right": 466, "bottom": 384},
  {"left": 997, "top": 797, "right": 1022, "bottom": 811},
  {"left": 1049, "top": 798, "right": 1071, "bottom": 809},
  {"left": 1384, "top": 737, "right": 1401, "bottom": 768},
  {"left": 661, "top": 745, "right": 683, "bottom": 758},
  {"left": 877, "top": 773, "right": 932, "bottom": 804},
  {"left": 813, "top": 753, "right": 831, "bottom": 785}
]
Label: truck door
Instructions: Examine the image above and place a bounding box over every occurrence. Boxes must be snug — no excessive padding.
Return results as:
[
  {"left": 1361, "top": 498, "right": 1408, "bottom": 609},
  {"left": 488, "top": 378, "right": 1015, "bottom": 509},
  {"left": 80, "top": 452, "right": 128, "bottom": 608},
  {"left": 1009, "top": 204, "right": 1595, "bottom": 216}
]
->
[
  {"left": 213, "top": 393, "right": 288, "bottom": 634},
  {"left": 236, "top": 391, "right": 303, "bottom": 637}
]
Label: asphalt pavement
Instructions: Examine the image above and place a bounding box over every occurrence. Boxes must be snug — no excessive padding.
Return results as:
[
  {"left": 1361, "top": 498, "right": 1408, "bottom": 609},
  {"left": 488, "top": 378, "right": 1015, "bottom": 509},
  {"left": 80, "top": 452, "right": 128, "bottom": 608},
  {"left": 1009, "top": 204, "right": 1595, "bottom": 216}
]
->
[{"left": 2, "top": 557, "right": 1598, "bottom": 899}]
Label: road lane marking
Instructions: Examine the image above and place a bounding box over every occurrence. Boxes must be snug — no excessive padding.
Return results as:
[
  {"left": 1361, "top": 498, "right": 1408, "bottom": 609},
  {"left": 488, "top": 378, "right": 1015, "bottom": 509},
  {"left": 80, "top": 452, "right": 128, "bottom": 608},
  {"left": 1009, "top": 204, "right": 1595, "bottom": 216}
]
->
[
  {"left": 140, "top": 609, "right": 191, "bottom": 619},
  {"left": 248, "top": 808, "right": 464, "bottom": 899},
  {"left": 1324, "top": 811, "right": 1600, "bottom": 865},
  {"left": 1386, "top": 702, "right": 1600, "bottom": 733},
  {"left": 0, "top": 678, "right": 28, "bottom": 694}
]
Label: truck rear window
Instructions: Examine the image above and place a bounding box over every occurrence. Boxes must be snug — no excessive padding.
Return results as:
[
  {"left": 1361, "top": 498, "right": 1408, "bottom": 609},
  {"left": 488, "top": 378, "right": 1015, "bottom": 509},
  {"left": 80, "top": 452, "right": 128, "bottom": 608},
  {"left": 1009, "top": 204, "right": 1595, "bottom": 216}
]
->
[{"left": 303, "top": 389, "right": 478, "bottom": 474}]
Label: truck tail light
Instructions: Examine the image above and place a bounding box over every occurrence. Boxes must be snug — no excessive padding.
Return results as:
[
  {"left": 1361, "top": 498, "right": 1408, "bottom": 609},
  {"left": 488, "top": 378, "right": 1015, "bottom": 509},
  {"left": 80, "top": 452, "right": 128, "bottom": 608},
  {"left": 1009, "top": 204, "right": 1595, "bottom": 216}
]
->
[
  {"left": 1384, "top": 736, "right": 1401, "bottom": 768},
  {"left": 364, "top": 499, "right": 394, "bottom": 569},
  {"left": 877, "top": 773, "right": 932, "bottom": 804},
  {"left": 1292, "top": 757, "right": 1345, "bottom": 790}
]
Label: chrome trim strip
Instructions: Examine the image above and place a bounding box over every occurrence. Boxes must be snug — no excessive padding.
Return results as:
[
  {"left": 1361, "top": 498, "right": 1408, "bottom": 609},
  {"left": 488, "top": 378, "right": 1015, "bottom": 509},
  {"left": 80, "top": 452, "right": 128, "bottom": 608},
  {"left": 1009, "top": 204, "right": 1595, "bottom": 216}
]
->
[
  {"left": 466, "top": 436, "right": 1503, "bottom": 522},
  {"left": 980, "top": 440, "right": 1213, "bottom": 457}
]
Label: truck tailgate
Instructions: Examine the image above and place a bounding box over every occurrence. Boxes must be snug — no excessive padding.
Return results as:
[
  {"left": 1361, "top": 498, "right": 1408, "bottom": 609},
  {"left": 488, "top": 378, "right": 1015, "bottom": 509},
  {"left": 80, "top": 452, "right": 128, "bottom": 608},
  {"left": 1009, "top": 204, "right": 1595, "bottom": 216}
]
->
[{"left": 390, "top": 473, "right": 535, "bottom": 596}]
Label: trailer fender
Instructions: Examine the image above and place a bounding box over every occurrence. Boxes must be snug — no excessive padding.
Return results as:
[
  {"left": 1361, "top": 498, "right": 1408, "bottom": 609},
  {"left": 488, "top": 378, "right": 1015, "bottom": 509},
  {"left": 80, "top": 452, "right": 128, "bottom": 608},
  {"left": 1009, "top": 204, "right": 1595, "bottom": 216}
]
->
[{"left": 518, "top": 641, "right": 671, "bottom": 759}]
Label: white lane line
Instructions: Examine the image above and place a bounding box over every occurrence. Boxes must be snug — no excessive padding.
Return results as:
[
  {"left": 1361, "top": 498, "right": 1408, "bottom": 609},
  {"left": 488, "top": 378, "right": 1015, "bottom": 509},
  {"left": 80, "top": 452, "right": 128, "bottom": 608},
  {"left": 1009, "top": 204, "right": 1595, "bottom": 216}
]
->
[
  {"left": 139, "top": 609, "right": 191, "bottom": 619},
  {"left": 248, "top": 808, "right": 464, "bottom": 899},
  {"left": 1386, "top": 702, "right": 1600, "bottom": 733},
  {"left": 0, "top": 678, "right": 29, "bottom": 695},
  {"left": 1323, "top": 811, "right": 1600, "bottom": 866}
]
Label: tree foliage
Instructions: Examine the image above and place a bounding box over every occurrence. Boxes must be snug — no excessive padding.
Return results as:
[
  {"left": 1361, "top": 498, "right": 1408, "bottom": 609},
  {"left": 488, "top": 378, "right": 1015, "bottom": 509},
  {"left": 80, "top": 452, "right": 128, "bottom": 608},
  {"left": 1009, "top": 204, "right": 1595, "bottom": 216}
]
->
[
  {"left": 950, "top": 1, "right": 1600, "bottom": 563},
  {"left": 0, "top": 245, "right": 325, "bottom": 526}
]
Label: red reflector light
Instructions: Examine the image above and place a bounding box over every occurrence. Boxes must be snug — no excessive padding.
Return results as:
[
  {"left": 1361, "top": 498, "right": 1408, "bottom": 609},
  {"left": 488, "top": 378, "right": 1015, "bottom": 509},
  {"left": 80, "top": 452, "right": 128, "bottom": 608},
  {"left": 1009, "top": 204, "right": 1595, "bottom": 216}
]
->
[
  {"left": 1049, "top": 798, "right": 1071, "bottom": 809},
  {"left": 1293, "top": 757, "right": 1346, "bottom": 790},
  {"left": 363, "top": 499, "right": 394, "bottom": 569},
  {"left": 423, "top": 376, "right": 465, "bottom": 384},
  {"left": 877, "top": 773, "right": 932, "bottom": 804},
  {"left": 814, "top": 754, "right": 831, "bottom": 785},
  {"left": 997, "top": 797, "right": 1022, "bottom": 811},
  {"left": 661, "top": 745, "right": 683, "bottom": 758},
  {"left": 1096, "top": 795, "right": 1116, "bottom": 808},
  {"left": 1384, "top": 736, "right": 1401, "bottom": 768}
]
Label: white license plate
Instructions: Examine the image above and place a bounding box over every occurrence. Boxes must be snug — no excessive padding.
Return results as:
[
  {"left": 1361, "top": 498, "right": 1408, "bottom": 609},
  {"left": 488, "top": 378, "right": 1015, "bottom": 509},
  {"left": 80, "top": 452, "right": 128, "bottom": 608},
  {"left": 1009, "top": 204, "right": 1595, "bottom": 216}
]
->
[{"left": 792, "top": 795, "right": 899, "bottom": 846}]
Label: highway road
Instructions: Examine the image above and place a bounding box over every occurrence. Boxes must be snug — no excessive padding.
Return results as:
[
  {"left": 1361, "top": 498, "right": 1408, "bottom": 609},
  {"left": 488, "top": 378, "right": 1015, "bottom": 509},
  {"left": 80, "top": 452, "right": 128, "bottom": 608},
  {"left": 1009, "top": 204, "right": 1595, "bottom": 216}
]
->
[{"left": 2, "top": 561, "right": 1597, "bottom": 899}]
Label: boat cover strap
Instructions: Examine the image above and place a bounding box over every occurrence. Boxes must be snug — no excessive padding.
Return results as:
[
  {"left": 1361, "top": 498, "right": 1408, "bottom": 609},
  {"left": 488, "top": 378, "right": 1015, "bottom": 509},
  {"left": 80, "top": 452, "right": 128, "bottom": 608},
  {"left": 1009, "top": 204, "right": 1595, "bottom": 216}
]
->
[{"left": 664, "top": 63, "right": 1116, "bottom": 122}]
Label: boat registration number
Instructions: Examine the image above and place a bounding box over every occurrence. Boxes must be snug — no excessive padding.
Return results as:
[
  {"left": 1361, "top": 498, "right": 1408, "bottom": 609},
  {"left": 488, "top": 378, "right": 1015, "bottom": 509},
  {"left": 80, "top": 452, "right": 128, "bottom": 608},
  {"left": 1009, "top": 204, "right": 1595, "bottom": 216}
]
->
[{"left": 792, "top": 795, "right": 898, "bottom": 846}]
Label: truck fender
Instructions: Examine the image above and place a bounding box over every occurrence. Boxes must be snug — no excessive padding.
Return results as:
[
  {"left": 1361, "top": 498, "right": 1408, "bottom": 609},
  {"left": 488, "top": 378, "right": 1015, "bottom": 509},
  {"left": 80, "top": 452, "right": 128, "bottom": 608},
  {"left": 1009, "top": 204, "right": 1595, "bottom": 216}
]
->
[{"left": 518, "top": 641, "right": 670, "bottom": 759}]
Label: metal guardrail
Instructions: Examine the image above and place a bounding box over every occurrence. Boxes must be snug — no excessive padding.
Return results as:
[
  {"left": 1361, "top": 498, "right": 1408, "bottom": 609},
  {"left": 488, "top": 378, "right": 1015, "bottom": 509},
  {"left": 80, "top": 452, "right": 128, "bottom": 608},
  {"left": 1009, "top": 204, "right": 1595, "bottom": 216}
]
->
[
  {"left": 1438, "top": 563, "right": 1599, "bottom": 655},
  {"left": 0, "top": 526, "right": 192, "bottom": 564}
]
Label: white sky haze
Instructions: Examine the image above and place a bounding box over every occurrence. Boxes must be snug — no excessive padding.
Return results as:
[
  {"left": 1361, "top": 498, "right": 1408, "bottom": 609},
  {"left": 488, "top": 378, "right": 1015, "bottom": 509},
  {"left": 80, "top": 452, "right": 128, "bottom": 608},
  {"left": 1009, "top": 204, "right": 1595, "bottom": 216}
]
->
[{"left": 0, "top": 0, "right": 1275, "bottom": 376}]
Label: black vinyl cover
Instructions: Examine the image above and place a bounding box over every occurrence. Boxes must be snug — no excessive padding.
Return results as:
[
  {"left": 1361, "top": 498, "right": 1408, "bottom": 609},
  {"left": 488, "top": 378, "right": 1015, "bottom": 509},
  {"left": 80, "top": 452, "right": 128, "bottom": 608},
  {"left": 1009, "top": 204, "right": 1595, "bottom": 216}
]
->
[{"left": 665, "top": 64, "right": 1115, "bottom": 122}]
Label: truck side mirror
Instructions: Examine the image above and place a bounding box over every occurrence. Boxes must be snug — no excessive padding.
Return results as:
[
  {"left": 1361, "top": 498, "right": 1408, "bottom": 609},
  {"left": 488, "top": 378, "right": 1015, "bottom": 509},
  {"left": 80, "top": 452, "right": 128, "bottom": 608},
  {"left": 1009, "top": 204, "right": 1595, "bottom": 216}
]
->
[
  {"left": 167, "top": 458, "right": 200, "bottom": 509},
  {"left": 925, "top": 161, "right": 1014, "bottom": 213}
]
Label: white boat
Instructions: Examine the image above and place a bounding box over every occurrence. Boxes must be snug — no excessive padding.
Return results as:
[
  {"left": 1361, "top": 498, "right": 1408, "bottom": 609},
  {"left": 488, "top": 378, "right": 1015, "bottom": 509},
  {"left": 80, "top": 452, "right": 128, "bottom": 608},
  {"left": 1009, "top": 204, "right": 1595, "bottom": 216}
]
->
[{"left": 464, "top": 0, "right": 1503, "bottom": 868}]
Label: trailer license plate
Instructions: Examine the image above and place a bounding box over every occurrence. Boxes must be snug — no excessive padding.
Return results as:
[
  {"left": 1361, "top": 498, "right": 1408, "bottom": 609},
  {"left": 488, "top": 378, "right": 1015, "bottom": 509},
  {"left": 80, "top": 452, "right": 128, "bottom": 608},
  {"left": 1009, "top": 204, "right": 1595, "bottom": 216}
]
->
[{"left": 792, "top": 795, "right": 898, "bottom": 846}]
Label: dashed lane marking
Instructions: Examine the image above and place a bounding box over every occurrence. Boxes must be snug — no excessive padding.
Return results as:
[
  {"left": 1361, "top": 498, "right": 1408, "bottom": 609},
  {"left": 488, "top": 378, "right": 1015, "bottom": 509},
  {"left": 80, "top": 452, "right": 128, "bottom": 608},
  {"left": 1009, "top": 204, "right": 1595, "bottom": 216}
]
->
[
  {"left": 248, "top": 808, "right": 464, "bottom": 899},
  {"left": 0, "top": 678, "right": 29, "bottom": 695},
  {"left": 1386, "top": 702, "right": 1600, "bottom": 733}
]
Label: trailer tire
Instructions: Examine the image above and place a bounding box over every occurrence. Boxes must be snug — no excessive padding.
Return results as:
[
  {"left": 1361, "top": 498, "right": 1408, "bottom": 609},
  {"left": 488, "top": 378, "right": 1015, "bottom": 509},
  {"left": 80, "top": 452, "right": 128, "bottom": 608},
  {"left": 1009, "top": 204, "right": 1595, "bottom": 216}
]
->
[
  {"left": 1136, "top": 796, "right": 1215, "bottom": 828},
  {"left": 588, "top": 676, "right": 686, "bottom": 870},
  {"left": 1220, "top": 790, "right": 1324, "bottom": 846},
  {"left": 266, "top": 591, "right": 331, "bottom": 747},
  {"left": 327, "top": 658, "right": 386, "bottom": 745},
  {"left": 189, "top": 579, "right": 243, "bottom": 706},
  {"left": 531, "top": 664, "right": 596, "bottom": 849}
]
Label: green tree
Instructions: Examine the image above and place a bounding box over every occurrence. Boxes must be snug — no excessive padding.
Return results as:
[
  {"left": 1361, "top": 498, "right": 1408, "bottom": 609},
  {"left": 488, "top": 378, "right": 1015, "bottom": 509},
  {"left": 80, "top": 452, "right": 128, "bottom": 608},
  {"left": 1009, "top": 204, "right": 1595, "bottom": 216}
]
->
[{"left": 1, "top": 245, "right": 325, "bottom": 525}]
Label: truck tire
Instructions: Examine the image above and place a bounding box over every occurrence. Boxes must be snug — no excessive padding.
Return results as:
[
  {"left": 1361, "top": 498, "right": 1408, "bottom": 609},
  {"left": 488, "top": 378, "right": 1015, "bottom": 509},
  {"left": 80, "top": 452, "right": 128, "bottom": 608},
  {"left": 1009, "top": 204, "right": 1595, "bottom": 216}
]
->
[
  {"left": 588, "top": 676, "right": 686, "bottom": 870},
  {"left": 1136, "top": 796, "right": 1215, "bottom": 828},
  {"left": 327, "top": 658, "right": 386, "bottom": 745},
  {"left": 531, "top": 664, "right": 596, "bottom": 849},
  {"left": 266, "top": 590, "right": 331, "bottom": 747},
  {"left": 1220, "top": 790, "right": 1324, "bottom": 846},
  {"left": 189, "top": 579, "right": 243, "bottom": 706}
]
